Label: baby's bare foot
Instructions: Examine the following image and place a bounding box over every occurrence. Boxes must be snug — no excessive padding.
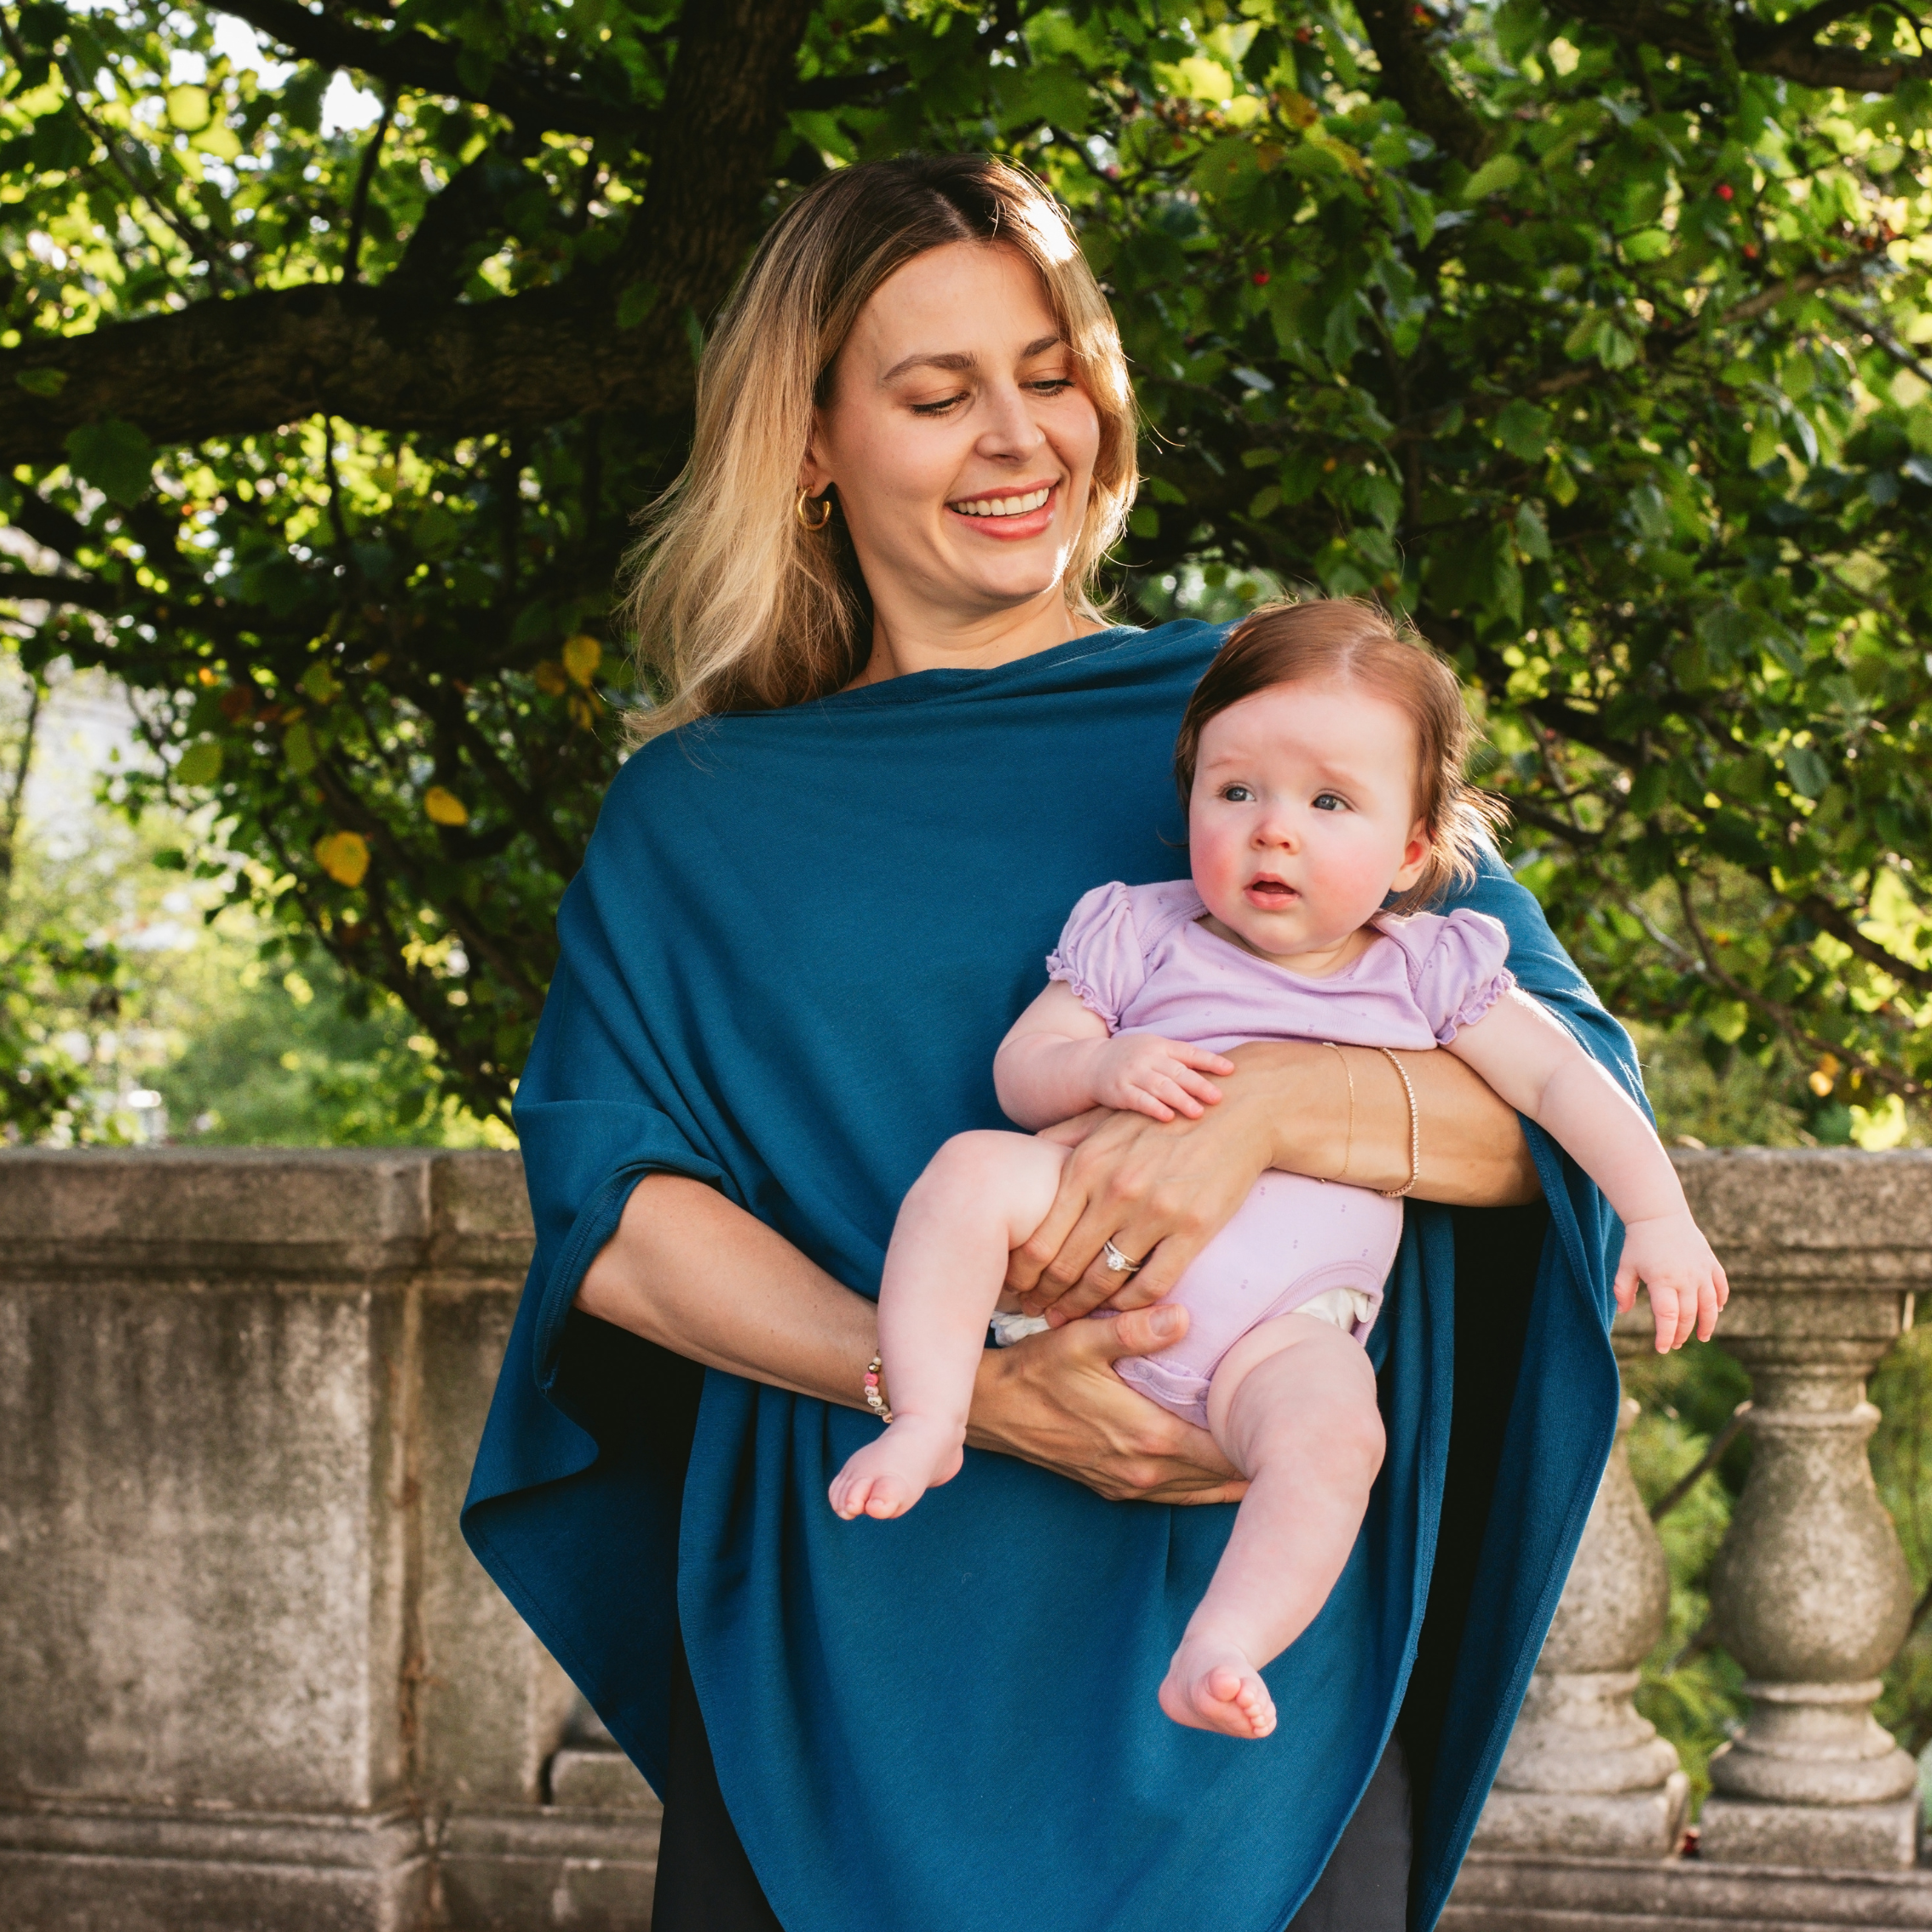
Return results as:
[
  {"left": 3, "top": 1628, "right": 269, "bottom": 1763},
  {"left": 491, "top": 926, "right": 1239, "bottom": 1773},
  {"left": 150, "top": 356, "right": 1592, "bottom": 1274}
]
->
[
  {"left": 1159, "top": 1636, "right": 1278, "bottom": 1739},
  {"left": 828, "top": 1417, "right": 965, "bottom": 1521}
]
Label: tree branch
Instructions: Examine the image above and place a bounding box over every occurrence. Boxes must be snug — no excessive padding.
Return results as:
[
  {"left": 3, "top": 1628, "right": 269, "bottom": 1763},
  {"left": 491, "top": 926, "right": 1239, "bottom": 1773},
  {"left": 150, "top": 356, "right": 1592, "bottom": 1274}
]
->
[
  {"left": 1675, "top": 871, "right": 1925, "bottom": 1099},
  {"left": 0, "top": 570, "right": 120, "bottom": 611},
  {"left": 0, "top": 0, "right": 817, "bottom": 461},
  {"left": 341, "top": 86, "right": 396, "bottom": 285},
  {"left": 1353, "top": 0, "right": 1492, "bottom": 166},
  {"left": 1547, "top": 0, "right": 1930, "bottom": 93},
  {"left": 209, "top": 0, "right": 654, "bottom": 141}
]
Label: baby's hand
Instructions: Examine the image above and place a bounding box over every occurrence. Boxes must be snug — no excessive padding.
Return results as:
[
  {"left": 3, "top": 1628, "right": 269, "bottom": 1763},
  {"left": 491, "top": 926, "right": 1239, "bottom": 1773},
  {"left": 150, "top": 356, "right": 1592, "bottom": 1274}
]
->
[
  {"left": 1614, "top": 1210, "right": 1729, "bottom": 1352},
  {"left": 1090, "top": 1034, "right": 1235, "bottom": 1123}
]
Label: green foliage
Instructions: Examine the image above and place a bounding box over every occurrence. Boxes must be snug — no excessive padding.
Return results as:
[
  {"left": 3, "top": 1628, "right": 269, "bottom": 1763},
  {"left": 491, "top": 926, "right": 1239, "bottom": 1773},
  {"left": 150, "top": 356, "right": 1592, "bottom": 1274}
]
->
[
  {"left": 3, "top": 0, "right": 1929, "bottom": 1127},
  {"left": 0, "top": 653, "right": 508, "bottom": 1145}
]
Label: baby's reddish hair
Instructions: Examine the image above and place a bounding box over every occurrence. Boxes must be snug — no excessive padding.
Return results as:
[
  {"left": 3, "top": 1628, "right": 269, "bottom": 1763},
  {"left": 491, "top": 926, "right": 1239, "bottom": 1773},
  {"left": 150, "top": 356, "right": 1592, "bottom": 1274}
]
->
[{"left": 1174, "top": 597, "right": 1509, "bottom": 916}]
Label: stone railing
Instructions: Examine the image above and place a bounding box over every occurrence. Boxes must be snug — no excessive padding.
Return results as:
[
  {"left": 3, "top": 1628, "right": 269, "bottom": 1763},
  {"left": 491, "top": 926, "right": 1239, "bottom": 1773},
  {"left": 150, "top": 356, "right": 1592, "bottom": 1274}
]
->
[
  {"left": 3, "top": 1147, "right": 1929, "bottom": 1930},
  {"left": 0, "top": 1148, "right": 659, "bottom": 1931},
  {"left": 1448, "top": 1148, "right": 1932, "bottom": 1931}
]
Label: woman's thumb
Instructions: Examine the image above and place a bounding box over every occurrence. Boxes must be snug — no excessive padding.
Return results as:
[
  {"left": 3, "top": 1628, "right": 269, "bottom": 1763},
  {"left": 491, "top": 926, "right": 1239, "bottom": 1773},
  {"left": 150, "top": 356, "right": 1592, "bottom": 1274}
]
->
[{"left": 1108, "top": 1301, "right": 1188, "bottom": 1359}]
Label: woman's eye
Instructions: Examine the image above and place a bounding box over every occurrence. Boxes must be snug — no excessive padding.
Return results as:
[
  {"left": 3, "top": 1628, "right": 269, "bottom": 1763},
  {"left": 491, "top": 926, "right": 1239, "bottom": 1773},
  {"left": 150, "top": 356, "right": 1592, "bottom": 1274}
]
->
[
  {"left": 1029, "top": 377, "right": 1075, "bottom": 396},
  {"left": 1312, "top": 792, "right": 1348, "bottom": 813},
  {"left": 910, "top": 393, "right": 969, "bottom": 417}
]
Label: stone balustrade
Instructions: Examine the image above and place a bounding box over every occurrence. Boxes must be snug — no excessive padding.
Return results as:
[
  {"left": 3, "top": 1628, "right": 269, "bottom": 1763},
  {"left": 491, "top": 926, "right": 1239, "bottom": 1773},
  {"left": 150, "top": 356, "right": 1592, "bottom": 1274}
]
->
[
  {"left": 3, "top": 1146, "right": 1930, "bottom": 1930},
  {"left": 1449, "top": 1147, "right": 1932, "bottom": 1931},
  {"left": 0, "top": 1148, "right": 659, "bottom": 1931}
]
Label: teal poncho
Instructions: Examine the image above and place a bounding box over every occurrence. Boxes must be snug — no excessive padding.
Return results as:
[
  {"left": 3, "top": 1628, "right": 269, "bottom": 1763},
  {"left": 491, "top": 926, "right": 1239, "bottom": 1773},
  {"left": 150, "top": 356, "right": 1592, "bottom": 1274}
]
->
[{"left": 463, "top": 620, "right": 1629, "bottom": 1931}]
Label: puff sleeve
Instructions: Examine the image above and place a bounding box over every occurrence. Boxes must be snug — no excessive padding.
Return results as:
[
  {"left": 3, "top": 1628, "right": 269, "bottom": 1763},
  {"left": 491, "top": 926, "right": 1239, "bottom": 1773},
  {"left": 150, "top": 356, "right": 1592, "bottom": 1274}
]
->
[
  {"left": 1405, "top": 906, "right": 1517, "bottom": 1044},
  {"left": 1044, "top": 881, "right": 1149, "bottom": 1032}
]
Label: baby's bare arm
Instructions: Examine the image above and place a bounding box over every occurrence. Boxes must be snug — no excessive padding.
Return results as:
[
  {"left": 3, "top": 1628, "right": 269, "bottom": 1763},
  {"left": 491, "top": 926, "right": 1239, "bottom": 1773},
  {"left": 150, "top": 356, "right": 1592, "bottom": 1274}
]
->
[
  {"left": 994, "top": 982, "right": 1233, "bottom": 1128},
  {"left": 1447, "top": 992, "right": 1728, "bottom": 1348}
]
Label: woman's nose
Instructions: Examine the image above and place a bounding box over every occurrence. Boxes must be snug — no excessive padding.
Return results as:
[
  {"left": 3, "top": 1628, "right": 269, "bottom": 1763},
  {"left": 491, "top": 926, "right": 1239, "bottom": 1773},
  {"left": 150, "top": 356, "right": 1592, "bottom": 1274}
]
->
[{"left": 976, "top": 382, "right": 1047, "bottom": 458}]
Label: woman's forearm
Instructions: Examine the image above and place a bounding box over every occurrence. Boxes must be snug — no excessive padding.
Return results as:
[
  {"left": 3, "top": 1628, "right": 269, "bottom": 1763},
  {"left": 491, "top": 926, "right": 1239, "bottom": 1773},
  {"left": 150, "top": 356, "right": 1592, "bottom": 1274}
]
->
[
  {"left": 576, "top": 1174, "right": 879, "bottom": 1408},
  {"left": 576, "top": 1172, "right": 1249, "bottom": 1503},
  {"left": 1234, "top": 1038, "right": 1542, "bottom": 1208}
]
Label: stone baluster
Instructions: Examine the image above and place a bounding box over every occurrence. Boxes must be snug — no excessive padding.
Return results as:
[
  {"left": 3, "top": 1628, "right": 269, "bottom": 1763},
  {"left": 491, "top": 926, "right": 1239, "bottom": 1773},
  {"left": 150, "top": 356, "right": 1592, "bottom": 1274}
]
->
[
  {"left": 1472, "top": 1385, "right": 1688, "bottom": 1857},
  {"left": 1698, "top": 1322, "right": 1919, "bottom": 1866},
  {"left": 1674, "top": 1148, "right": 1929, "bottom": 1871}
]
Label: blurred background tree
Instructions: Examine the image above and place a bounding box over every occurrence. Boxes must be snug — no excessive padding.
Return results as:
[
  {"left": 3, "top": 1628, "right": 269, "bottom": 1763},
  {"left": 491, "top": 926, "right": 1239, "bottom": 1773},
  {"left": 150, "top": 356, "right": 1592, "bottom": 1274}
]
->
[{"left": 4, "top": 0, "right": 1931, "bottom": 1817}]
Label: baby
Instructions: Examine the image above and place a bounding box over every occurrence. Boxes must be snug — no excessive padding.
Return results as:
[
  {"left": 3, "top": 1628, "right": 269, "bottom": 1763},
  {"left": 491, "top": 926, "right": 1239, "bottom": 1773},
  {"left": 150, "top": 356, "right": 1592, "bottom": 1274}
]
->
[{"left": 831, "top": 597, "right": 1727, "bottom": 1741}]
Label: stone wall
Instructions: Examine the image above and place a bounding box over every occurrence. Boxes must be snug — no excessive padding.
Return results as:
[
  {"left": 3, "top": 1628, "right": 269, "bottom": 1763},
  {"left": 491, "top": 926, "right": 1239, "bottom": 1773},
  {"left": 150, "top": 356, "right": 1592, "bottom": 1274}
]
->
[
  {"left": 5, "top": 1145, "right": 1930, "bottom": 1930},
  {"left": 0, "top": 1148, "right": 658, "bottom": 1932}
]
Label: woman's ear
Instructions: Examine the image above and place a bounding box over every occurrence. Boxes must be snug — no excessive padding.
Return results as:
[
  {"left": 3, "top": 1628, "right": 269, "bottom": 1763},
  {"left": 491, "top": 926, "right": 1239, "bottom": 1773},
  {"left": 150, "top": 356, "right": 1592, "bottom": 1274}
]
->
[
  {"left": 1391, "top": 819, "right": 1432, "bottom": 891},
  {"left": 797, "top": 413, "right": 831, "bottom": 497}
]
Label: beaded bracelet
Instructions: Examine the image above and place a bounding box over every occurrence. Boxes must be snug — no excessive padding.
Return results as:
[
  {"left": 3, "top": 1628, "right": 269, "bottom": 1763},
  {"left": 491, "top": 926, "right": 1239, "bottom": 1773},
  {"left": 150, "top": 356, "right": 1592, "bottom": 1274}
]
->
[
  {"left": 863, "top": 1354, "right": 893, "bottom": 1423},
  {"left": 1376, "top": 1048, "right": 1420, "bottom": 1199}
]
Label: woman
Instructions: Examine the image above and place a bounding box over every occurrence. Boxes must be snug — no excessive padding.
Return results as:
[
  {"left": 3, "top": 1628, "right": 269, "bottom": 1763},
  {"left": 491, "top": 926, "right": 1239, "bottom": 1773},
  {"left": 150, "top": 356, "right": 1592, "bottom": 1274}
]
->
[{"left": 463, "top": 154, "right": 1630, "bottom": 1932}]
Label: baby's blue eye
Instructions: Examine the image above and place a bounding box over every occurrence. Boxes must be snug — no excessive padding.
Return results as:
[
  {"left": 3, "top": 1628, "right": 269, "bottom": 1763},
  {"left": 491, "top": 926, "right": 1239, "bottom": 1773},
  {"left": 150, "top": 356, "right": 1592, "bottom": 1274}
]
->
[
  {"left": 1221, "top": 784, "right": 1255, "bottom": 802},
  {"left": 1313, "top": 792, "right": 1347, "bottom": 812}
]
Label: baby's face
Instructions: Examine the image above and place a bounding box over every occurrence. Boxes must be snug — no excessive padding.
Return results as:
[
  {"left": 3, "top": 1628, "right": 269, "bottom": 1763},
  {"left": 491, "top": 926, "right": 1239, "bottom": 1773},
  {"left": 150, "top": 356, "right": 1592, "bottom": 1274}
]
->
[{"left": 1188, "top": 678, "right": 1429, "bottom": 962}]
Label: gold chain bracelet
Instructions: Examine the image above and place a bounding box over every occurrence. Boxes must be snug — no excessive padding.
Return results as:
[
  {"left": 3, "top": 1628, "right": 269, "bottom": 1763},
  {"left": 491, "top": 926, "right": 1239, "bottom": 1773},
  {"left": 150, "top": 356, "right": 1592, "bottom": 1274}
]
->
[{"left": 1375, "top": 1048, "right": 1419, "bottom": 1199}]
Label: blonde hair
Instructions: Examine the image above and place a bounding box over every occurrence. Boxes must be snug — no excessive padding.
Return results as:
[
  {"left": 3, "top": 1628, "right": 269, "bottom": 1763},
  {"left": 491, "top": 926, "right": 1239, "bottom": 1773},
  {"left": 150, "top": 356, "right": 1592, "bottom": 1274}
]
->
[
  {"left": 620, "top": 153, "right": 1138, "bottom": 743},
  {"left": 1174, "top": 597, "right": 1510, "bottom": 916}
]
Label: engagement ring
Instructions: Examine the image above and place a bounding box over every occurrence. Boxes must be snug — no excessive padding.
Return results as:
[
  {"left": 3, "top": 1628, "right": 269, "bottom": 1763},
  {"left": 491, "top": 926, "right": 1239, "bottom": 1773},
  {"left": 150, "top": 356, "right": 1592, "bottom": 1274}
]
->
[{"left": 1101, "top": 1238, "right": 1145, "bottom": 1274}]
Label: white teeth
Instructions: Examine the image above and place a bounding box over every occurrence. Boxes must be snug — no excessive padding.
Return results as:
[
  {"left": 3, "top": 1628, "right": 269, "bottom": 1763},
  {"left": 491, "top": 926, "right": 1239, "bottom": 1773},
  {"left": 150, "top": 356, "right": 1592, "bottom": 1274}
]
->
[{"left": 951, "top": 486, "right": 1051, "bottom": 517}]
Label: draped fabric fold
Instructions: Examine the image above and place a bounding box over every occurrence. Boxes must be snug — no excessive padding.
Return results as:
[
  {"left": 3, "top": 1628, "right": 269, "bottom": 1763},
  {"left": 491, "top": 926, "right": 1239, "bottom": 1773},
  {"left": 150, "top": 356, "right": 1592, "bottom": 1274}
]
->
[{"left": 463, "top": 621, "right": 1630, "bottom": 1932}]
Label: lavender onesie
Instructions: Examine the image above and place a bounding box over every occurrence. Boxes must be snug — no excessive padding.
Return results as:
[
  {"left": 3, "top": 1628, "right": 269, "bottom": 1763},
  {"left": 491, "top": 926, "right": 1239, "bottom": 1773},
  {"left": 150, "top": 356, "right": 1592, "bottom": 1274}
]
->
[{"left": 1044, "top": 880, "right": 1516, "bottom": 1428}]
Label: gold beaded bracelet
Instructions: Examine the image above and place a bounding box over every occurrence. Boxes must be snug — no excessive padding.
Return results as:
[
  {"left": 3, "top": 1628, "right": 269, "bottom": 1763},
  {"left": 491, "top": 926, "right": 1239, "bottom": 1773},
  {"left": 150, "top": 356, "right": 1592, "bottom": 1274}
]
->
[
  {"left": 1320, "top": 1042, "right": 1418, "bottom": 1199},
  {"left": 1375, "top": 1047, "right": 1420, "bottom": 1199}
]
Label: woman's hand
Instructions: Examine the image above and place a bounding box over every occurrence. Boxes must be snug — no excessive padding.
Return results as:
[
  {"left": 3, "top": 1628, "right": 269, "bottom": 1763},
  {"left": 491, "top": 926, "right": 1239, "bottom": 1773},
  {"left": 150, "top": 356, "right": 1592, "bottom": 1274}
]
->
[
  {"left": 1008, "top": 1061, "right": 1285, "bottom": 1323},
  {"left": 1007, "top": 1036, "right": 1538, "bottom": 1322},
  {"left": 967, "top": 1303, "right": 1248, "bottom": 1505}
]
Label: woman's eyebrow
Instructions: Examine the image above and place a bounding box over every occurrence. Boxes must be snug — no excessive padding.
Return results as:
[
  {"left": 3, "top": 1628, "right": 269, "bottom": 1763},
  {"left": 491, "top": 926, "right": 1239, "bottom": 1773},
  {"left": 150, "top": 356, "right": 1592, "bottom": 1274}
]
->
[{"left": 878, "top": 335, "right": 1063, "bottom": 384}]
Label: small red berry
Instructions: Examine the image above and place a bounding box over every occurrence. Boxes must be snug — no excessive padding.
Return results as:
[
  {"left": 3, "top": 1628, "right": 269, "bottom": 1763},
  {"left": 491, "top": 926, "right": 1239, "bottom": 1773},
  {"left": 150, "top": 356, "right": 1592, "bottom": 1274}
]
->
[
  {"left": 1252, "top": 270, "right": 1270, "bottom": 285},
  {"left": 1743, "top": 244, "right": 1759, "bottom": 258},
  {"left": 1716, "top": 183, "right": 1734, "bottom": 201}
]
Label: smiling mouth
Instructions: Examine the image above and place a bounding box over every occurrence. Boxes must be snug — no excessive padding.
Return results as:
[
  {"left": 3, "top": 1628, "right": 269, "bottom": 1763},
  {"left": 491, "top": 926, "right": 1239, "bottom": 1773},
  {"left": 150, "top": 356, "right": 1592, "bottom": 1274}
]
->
[{"left": 947, "top": 485, "right": 1053, "bottom": 519}]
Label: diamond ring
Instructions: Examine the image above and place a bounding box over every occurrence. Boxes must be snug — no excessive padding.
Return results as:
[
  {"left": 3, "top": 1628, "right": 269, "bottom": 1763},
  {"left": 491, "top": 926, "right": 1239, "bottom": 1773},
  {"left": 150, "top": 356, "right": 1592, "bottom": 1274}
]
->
[{"left": 1101, "top": 1238, "right": 1145, "bottom": 1274}]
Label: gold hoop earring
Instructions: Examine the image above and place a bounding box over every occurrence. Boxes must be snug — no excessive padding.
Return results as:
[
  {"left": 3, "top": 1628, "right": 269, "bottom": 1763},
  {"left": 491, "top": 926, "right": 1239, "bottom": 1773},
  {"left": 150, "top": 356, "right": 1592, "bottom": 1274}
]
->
[{"left": 796, "top": 488, "right": 833, "bottom": 532}]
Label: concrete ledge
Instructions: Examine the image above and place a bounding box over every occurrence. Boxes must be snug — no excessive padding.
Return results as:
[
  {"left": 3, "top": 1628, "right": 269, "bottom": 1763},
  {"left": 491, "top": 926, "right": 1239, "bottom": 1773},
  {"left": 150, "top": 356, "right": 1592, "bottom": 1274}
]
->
[
  {"left": 436, "top": 1810, "right": 658, "bottom": 1932},
  {"left": 0, "top": 1147, "right": 532, "bottom": 1285},
  {"left": 0, "top": 1803, "right": 430, "bottom": 1932},
  {"left": 1444, "top": 1849, "right": 1932, "bottom": 1930}
]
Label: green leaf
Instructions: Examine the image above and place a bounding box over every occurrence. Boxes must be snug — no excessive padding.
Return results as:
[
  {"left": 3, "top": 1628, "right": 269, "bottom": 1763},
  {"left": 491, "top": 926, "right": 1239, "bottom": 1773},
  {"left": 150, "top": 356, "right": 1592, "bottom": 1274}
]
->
[
  {"left": 1627, "top": 483, "right": 1672, "bottom": 542},
  {"left": 164, "top": 84, "right": 210, "bottom": 129},
  {"left": 284, "top": 722, "right": 318, "bottom": 776},
  {"left": 175, "top": 740, "right": 222, "bottom": 786},
  {"left": 1784, "top": 745, "right": 1830, "bottom": 798},
  {"left": 1129, "top": 506, "right": 1159, "bottom": 538},
  {"left": 64, "top": 419, "right": 155, "bottom": 507},
  {"left": 615, "top": 281, "right": 657, "bottom": 331},
  {"left": 14, "top": 366, "right": 66, "bottom": 398},
  {"left": 1495, "top": 400, "right": 1553, "bottom": 463},
  {"left": 1515, "top": 500, "right": 1552, "bottom": 560},
  {"left": 1462, "top": 154, "right": 1524, "bottom": 203}
]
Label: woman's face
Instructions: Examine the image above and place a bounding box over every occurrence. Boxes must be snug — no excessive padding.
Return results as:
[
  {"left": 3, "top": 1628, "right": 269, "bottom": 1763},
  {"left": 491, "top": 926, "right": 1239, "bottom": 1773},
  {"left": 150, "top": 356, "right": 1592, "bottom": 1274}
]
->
[{"left": 802, "top": 241, "right": 1102, "bottom": 633}]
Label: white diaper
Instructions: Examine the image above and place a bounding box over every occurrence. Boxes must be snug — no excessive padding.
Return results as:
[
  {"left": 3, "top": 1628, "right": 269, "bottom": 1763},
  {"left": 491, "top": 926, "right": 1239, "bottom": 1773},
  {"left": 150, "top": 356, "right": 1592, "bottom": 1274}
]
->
[{"left": 989, "top": 1284, "right": 1371, "bottom": 1351}]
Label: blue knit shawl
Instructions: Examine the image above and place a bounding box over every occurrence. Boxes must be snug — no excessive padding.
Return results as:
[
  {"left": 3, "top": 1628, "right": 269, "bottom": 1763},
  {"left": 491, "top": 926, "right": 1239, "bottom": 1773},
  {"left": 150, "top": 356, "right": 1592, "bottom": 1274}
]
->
[{"left": 463, "top": 620, "right": 1628, "bottom": 1932}]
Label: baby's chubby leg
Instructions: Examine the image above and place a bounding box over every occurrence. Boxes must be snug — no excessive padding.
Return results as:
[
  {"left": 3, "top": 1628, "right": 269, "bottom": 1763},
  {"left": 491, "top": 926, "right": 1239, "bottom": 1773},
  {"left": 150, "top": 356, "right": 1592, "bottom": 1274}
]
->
[
  {"left": 1159, "top": 1315, "right": 1384, "bottom": 1739},
  {"left": 829, "top": 1131, "right": 1069, "bottom": 1522}
]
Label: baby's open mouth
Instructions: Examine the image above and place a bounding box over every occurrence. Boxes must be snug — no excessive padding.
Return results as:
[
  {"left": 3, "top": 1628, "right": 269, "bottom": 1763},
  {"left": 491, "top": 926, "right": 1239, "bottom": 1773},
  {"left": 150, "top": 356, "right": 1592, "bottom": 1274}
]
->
[
  {"left": 947, "top": 485, "right": 1053, "bottom": 518},
  {"left": 1246, "top": 878, "right": 1298, "bottom": 905}
]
